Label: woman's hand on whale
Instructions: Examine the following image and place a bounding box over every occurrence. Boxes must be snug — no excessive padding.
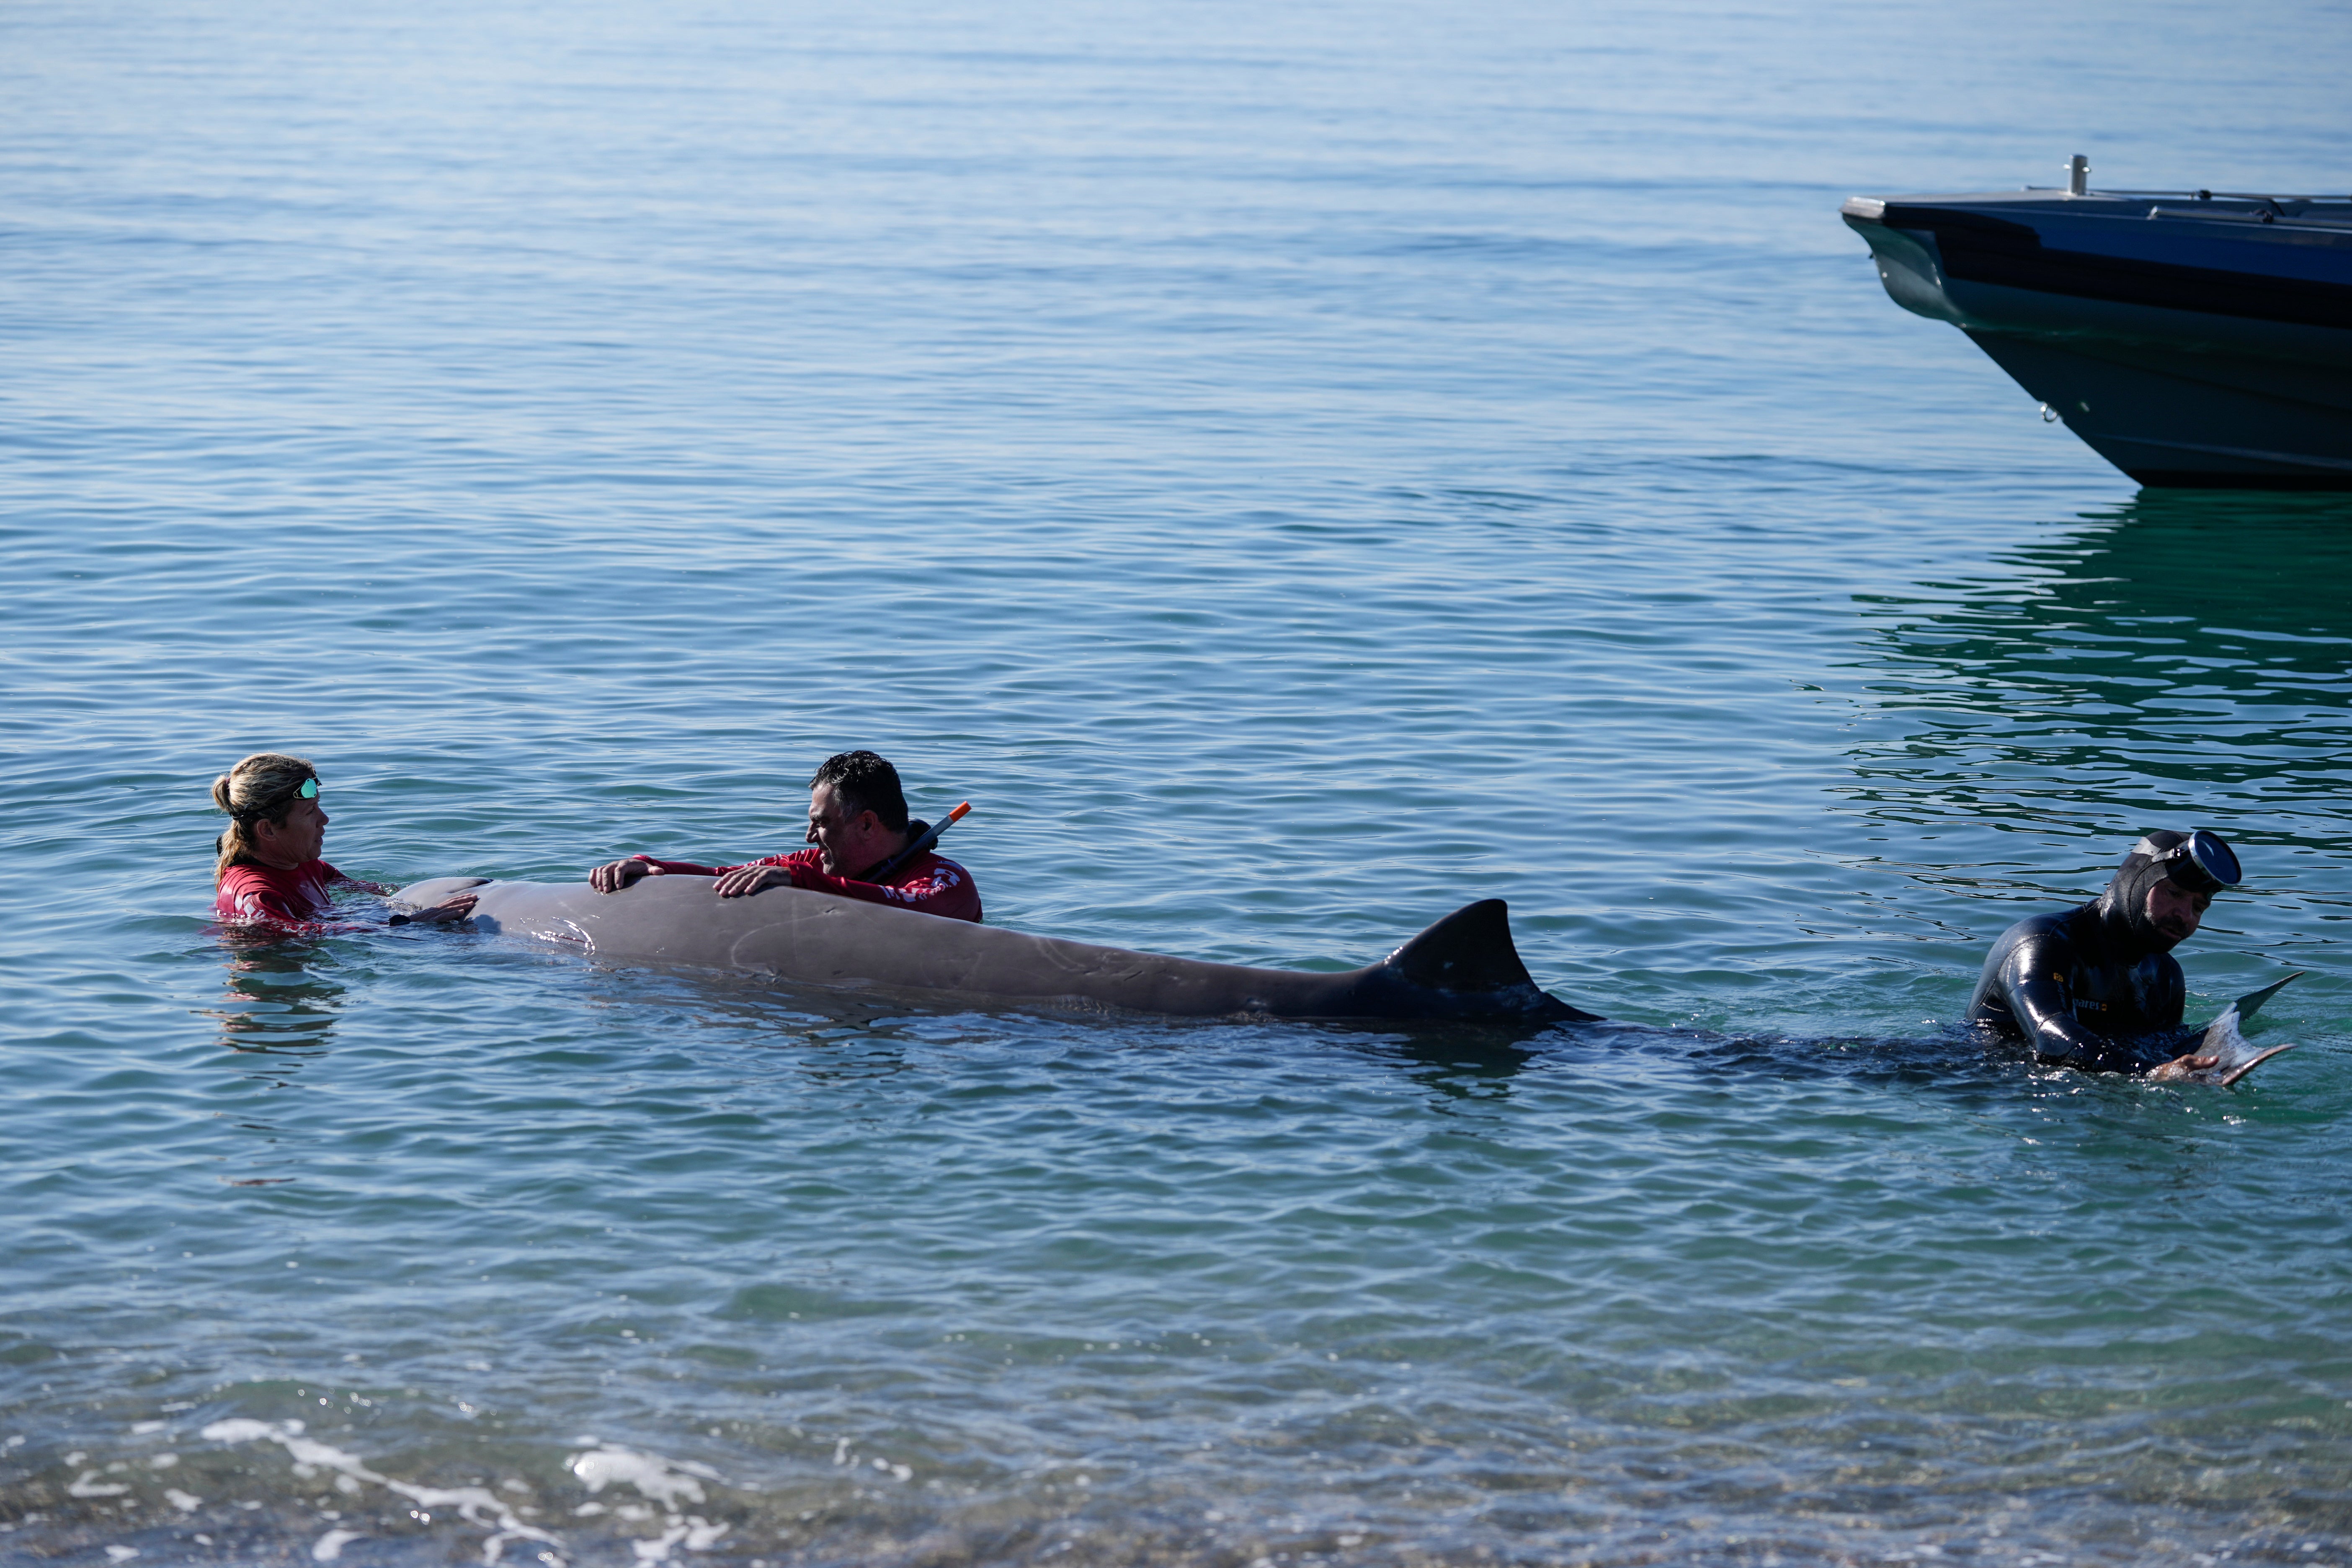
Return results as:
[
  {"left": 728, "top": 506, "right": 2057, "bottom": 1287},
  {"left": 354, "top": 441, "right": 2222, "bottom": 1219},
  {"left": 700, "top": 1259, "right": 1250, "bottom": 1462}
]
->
[
  {"left": 389, "top": 893, "right": 477, "bottom": 927},
  {"left": 712, "top": 864, "right": 792, "bottom": 898},
  {"left": 590, "top": 857, "right": 655, "bottom": 893}
]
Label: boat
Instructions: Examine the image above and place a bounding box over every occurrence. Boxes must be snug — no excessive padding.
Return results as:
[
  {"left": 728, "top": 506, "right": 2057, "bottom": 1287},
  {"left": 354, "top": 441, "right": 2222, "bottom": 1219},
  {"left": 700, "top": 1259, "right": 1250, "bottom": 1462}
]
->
[{"left": 1841, "top": 157, "right": 2352, "bottom": 488}]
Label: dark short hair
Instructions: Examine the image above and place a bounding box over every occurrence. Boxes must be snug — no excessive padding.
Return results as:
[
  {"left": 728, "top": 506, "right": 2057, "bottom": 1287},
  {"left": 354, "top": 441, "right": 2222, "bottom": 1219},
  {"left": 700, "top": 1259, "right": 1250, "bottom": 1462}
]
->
[{"left": 810, "top": 750, "right": 909, "bottom": 833}]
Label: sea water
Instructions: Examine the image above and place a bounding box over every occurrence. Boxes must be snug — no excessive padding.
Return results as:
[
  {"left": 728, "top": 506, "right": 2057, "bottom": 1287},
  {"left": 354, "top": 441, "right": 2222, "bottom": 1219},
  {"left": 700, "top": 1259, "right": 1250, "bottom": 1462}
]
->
[{"left": 3, "top": 0, "right": 2349, "bottom": 1563}]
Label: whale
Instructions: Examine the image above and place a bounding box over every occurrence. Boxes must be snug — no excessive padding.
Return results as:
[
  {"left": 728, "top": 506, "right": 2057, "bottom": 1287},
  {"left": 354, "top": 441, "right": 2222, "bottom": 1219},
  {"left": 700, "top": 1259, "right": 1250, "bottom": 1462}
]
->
[{"left": 392, "top": 875, "right": 1600, "bottom": 1026}]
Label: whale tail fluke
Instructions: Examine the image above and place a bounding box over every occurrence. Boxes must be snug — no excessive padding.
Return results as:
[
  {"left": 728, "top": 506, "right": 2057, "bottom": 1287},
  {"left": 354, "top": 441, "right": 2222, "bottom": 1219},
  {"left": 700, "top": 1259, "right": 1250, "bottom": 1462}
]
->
[
  {"left": 2231, "top": 972, "right": 2302, "bottom": 1022},
  {"left": 2182, "top": 972, "right": 2305, "bottom": 1086},
  {"left": 1377, "top": 900, "right": 1600, "bottom": 1024}
]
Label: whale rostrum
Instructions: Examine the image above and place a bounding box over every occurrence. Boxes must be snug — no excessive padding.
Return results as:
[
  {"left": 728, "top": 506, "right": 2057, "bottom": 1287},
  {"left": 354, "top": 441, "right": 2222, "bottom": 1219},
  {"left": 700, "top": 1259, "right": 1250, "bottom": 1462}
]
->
[{"left": 392, "top": 875, "right": 1599, "bottom": 1025}]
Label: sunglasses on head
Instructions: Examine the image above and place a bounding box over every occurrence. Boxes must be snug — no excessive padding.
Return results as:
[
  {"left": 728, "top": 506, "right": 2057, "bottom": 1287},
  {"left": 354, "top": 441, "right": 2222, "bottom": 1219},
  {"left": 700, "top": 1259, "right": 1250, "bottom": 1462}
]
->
[
  {"left": 259, "top": 776, "right": 318, "bottom": 811},
  {"left": 233, "top": 774, "right": 317, "bottom": 824}
]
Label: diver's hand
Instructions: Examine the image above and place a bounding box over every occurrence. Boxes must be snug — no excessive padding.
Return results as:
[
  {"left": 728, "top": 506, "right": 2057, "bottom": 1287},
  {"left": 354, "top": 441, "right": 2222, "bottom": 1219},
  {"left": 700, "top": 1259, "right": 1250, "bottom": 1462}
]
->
[
  {"left": 713, "top": 864, "right": 792, "bottom": 898},
  {"left": 2146, "top": 1051, "right": 2221, "bottom": 1082},
  {"left": 389, "top": 893, "right": 477, "bottom": 927},
  {"left": 591, "top": 857, "right": 655, "bottom": 893}
]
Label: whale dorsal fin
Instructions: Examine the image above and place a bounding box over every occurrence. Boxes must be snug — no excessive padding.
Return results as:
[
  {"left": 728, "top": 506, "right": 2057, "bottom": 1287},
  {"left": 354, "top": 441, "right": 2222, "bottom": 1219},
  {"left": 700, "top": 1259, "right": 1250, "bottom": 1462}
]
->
[{"left": 1386, "top": 900, "right": 1540, "bottom": 993}]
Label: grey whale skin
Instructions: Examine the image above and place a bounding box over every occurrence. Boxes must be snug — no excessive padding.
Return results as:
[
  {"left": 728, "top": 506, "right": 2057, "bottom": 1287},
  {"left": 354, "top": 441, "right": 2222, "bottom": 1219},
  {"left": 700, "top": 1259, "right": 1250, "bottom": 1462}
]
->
[{"left": 394, "top": 875, "right": 1599, "bottom": 1024}]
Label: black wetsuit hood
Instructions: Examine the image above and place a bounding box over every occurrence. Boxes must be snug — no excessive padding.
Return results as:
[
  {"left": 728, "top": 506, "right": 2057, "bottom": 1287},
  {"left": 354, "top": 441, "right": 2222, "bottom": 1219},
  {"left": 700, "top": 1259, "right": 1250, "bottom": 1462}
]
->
[{"left": 2095, "top": 829, "right": 2193, "bottom": 956}]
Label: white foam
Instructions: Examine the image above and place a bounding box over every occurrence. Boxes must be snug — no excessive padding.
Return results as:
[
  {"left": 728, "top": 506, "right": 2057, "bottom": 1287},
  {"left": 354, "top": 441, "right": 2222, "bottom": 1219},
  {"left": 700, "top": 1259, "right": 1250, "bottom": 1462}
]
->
[
  {"left": 197, "top": 1421, "right": 731, "bottom": 1564},
  {"left": 199, "top": 1419, "right": 283, "bottom": 1445},
  {"left": 627, "top": 1516, "right": 728, "bottom": 1564},
  {"left": 564, "top": 1444, "right": 728, "bottom": 1562},
  {"left": 164, "top": 1490, "right": 202, "bottom": 1512},
  {"left": 205, "top": 1420, "right": 562, "bottom": 1565},
  {"left": 566, "top": 1445, "right": 712, "bottom": 1510}
]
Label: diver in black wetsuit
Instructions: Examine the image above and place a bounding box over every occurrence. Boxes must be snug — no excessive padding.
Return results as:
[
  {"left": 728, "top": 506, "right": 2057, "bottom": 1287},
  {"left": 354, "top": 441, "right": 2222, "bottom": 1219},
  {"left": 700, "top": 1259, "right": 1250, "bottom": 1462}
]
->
[{"left": 1968, "top": 829, "right": 2244, "bottom": 1079}]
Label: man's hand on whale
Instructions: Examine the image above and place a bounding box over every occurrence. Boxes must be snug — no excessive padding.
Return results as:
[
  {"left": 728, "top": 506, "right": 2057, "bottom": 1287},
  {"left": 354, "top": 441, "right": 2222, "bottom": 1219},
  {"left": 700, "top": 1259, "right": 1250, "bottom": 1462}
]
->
[
  {"left": 583, "top": 751, "right": 984, "bottom": 923},
  {"left": 1966, "top": 828, "right": 2242, "bottom": 1078},
  {"left": 709, "top": 779, "right": 910, "bottom": 896},
  {"left": 2143, "top": 1048, "right": 2222, "bottom": 1082},
  {"left": 589, "top": 856, "right": 654, "bottom": 893},
  {"left": 588, "top": 783, "right": 909, "bottom": 898}
]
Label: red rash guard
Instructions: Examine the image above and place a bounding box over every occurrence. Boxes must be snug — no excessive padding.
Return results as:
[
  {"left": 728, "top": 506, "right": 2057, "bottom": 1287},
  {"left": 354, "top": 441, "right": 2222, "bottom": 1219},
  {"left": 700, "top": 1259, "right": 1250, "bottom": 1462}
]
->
[
  {"left": 215, "top": 859, "right": 361, "bottom": 924},
  {"left": 631, "top": 846, "right": 982, "bottom": 923}
]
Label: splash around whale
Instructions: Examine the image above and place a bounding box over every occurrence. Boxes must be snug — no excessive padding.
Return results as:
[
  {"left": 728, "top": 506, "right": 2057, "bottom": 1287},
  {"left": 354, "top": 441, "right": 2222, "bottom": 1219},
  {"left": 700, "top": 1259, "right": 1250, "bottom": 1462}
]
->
[{"left": 393, "top": 875, "right": 1601, "bottom": 1026}]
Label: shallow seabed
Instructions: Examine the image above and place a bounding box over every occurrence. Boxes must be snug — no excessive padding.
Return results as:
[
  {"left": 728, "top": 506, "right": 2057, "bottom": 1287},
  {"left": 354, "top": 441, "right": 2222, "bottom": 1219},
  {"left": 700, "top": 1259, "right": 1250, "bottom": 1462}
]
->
[{"left": 3, "top": 0, "right": 2349, "bottom": 1564}]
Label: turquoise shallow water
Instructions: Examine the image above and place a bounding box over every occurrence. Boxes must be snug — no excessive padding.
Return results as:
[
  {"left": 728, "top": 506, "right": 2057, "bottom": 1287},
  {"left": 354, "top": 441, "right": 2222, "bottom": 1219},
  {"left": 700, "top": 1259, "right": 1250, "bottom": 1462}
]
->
[{"left": 4, "top": 1, "right": 2351, "bottom": 1564}]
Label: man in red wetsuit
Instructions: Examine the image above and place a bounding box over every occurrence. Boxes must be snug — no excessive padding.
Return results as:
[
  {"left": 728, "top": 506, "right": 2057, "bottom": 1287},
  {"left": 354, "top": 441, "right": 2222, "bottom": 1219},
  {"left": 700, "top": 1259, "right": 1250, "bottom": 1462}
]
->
[{"left": 586, "top": 750, "right": 981, "bottom": 923}]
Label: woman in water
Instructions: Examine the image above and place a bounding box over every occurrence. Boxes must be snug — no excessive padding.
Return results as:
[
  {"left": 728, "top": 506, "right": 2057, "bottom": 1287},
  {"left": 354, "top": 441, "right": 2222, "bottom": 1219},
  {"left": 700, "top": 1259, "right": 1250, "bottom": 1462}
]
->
[{"left": 211, "top": 752, "right": 475, "bottom": 928}]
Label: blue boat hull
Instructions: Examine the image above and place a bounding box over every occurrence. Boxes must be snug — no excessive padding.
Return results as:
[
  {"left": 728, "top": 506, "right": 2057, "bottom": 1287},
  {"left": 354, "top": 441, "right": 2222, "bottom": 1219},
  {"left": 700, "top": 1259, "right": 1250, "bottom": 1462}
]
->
[{"left": 1843, "top": 187, "right": 2352, "bottom": 488}]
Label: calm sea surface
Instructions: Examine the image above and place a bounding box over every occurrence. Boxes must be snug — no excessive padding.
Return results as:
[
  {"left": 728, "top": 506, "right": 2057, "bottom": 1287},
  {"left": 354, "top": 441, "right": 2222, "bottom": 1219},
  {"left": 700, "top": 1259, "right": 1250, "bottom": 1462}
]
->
[{"left": 4, "top": 1, "right": 2349, "bottom": 1564}]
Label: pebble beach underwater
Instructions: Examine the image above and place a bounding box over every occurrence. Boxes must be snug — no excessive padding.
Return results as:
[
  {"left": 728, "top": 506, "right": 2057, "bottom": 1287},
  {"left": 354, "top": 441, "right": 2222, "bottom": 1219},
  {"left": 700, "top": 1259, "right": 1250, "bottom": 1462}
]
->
[{"left": 5, "top": 0, "right": 2351, "bottom": 1563}]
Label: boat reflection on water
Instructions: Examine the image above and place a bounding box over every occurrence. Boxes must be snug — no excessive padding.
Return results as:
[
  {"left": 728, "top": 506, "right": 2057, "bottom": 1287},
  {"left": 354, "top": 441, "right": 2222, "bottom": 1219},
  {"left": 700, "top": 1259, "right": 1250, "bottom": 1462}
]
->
[
  {"left": 2033, "top": 489, "right": 2352, "bottom": 636},
  {"left": 1839, "top": 490, "right": 2352, "bottom": 919}
]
